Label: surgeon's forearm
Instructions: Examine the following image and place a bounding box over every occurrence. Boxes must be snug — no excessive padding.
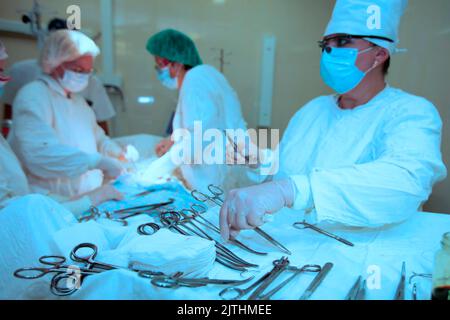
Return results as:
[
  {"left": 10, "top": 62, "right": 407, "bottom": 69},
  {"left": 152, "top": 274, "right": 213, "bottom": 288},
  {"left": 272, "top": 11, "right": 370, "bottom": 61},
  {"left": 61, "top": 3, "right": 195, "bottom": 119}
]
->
[{"left": 289, "top": 175, "right": 314, "bottom": 211}]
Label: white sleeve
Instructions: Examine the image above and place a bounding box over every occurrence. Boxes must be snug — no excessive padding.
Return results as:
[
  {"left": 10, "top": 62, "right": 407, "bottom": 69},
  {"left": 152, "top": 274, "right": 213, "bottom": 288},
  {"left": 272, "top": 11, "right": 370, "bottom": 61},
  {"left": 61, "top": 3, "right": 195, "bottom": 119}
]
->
[
  {"left": 290, "top": 99, "right": 447, "bottom": 227},
  {"left": 12, "top": 83, "right": 101, "bottom": 179},
  {"left": 94, "top": 123, "right": 123, "bottom": 157},
  {"left": 0, "top": 166, "right": 12, "bottom": 205},
  {"left": 82, "top": 75, "right": 116, "bottom": 122}
]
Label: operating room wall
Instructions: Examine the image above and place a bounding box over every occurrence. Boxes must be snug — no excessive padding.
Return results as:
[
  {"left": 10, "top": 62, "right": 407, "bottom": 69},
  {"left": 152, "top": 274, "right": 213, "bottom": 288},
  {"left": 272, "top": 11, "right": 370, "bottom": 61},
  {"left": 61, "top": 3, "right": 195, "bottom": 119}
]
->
[{"left": 0, "top": 0, "right": 449, "bottom": 213}]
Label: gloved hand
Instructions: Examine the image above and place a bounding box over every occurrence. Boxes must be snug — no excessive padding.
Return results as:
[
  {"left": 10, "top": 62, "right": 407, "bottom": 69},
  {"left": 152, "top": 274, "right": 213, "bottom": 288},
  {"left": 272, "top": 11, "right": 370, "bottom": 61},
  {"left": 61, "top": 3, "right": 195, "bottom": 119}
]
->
[
  {"left": 219, "top": 179, "right": 296, "bottom": 241},
  {"left": 225, "top": 135, "right": 261, "bottom": 169},
  {"left": 155, "top": 138, "right": 174, "bottom": 157},
  {"left": 97, "top": 156, "right": 124, "bottom": 179},
  {"left": 103, "top": 140, "right": 126, "bottom": 159},
  {"left": 87, "top": 185, "right": 124, "bottom": 206},
  {"left": 123, "top": 145, "right": 140, "bottom": 162}
]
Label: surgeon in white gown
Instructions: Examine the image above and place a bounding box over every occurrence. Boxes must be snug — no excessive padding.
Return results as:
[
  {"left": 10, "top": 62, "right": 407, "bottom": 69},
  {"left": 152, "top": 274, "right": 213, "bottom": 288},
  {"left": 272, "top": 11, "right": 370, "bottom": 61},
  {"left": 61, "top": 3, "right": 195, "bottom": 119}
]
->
[
  {"left": 0, "top": 40, "right": 123, "bottom": 299},
  {"left": 8, "top": 30, "right": 126, "bottom": 199},
  {"left": 146, "top": 29, "right": 248, "bottom": 191},
  {"left": 220, "top": 0, "right": 447, "bottom": 239}
]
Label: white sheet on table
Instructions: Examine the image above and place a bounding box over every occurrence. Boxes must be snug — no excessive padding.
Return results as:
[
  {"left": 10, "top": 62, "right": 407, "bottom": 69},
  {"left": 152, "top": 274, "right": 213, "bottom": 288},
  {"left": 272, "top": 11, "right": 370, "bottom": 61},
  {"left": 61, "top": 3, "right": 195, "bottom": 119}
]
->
[
  {"left": 70, "top": 209, "right": 450, "bottom": 300},
  {"left": 0, "top": 195, "right": 77, "bottom": 299},
  {"left": 99, "top": 229, "right": 216, "bottom": 278}
]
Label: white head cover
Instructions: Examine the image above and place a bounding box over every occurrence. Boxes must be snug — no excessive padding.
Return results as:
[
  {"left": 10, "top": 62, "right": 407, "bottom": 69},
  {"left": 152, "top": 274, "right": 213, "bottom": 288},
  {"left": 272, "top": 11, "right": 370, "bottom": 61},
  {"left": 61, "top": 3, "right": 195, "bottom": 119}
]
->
[
  {"left": 0, "top": 40, "right": 8, "bottom": 60},
  {"left": 39, "top": 30, "right": 100, "bottom": 74},
  {"left": 324, "top": 0, "right": 408, "bottom": 55}
]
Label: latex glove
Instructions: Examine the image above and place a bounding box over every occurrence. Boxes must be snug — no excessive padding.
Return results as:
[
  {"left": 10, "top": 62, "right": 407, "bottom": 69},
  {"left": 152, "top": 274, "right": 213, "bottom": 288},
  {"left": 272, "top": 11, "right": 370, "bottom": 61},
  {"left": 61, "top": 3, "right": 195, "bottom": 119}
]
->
[
  {"left": 225, "top": 134, "right": 260, "bottom": 169},
  {"left": 220, "top": 179, "right": 296, "bottom": 241},
  {"left": 97, "top": 156, "right": 124, "bottom": 179},
  {"left": 86, "top": 185, "right": 124, "bottom": 206},
  {"left": 103, "top": 140, "right": 126, "bottom": 159},
  {"left": 155, "top": 138, "right": 174, "bottom": 157},
  {"left": 123, "top": 145, "right": 140, "bottom": 162}
]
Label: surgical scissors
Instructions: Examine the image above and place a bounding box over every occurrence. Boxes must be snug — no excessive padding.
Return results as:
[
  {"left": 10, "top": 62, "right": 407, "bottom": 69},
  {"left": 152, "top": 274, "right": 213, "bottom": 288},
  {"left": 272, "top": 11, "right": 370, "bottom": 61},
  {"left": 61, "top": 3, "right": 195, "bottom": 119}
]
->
[
  {"left": 192, "top": 185, "right": 292, "bottom": 255},
  {"left": 408, "top": 272, "right": 432, "bottom": 284},
  {"left": 180, "top": 204, "right": 268, "bottom": 256},
  {"left": 248, "top": 257, "right": 291, "bottom": 300},
  {"left": 345, "top": 276, "right": 366, "bottom": 300},
  {"left": 70, "top": 243, "right": 122, "bottom": 271},
  {"left": 259, "top": 264, "right": 322, "bottom": 300},
  {"left": 148, "top": 274, "right": 254, "bottom": 289},
  {"left": 219, "top": 271, "right": 275, "bottom": 300},
  {"left": 14, "top": 256, "right": 100, "bottom": 280},
  {"left": 293, "top": 221, "right": 354, "bottom": 247},
  {"left": 14, "top": 255, "right": 101, "bottom": 296},
  {"left": 394, "top": 262, "right": 406, "bottom": 300}
]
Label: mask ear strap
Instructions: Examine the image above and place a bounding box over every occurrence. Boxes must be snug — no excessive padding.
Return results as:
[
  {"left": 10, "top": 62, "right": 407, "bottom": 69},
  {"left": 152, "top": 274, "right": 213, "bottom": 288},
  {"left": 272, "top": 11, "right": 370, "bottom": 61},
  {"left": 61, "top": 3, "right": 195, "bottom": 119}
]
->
[{"left": 364, "top": 60, "right": 379, "bottom": 75}]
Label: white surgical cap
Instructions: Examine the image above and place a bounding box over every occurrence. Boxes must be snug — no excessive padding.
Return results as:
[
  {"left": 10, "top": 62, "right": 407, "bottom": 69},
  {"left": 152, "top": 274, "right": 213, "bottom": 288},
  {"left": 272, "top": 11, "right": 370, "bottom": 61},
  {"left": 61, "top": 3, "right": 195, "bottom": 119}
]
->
[
  {"left": 0, "top": 40, "right": 8, "bottom": 60},
  {"left": 324, "top": 0, "right": 408, "bottom": 55},
  {"left": 40, "top": 30, "right": 100, "bottom": 74}
]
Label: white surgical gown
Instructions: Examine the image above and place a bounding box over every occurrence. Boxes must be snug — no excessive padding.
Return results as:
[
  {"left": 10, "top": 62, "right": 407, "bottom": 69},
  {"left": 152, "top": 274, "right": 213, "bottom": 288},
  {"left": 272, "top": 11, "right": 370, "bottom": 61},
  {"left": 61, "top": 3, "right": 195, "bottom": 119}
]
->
[
  {"left": 262, "top": 86, "right": 447, "bottom": 227},
  {"left": 0, "top": 136, "right": 29, "bottom": 204},
  {"left": 172, "top": 65, "right": 248, "bottom": 191},
  {"left": 9, "top": 75, "right": 118, "bottom": 198},
  {"left": 1, "top": 59, "right": 116, "bottom": 122}
]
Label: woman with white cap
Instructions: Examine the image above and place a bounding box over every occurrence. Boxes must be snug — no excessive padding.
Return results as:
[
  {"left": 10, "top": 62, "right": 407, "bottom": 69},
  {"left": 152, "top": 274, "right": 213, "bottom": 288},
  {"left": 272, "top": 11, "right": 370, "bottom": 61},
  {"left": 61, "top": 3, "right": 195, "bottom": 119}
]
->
[
  {"left": 0, "top": 39, "right": 123, "bottom": 214},
  {"left": 8, "top": 30, "right": 126, "bottom": 198},
  {"left": 220, "top": 0, "right": 447, "bottom": 240}
]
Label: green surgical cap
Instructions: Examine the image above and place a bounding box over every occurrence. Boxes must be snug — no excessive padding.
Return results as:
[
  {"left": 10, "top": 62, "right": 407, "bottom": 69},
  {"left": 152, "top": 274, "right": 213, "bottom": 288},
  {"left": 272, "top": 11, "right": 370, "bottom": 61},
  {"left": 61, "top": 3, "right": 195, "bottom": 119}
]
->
[{"left": 146, "top": 29, "right": 203, "bottom": 67}]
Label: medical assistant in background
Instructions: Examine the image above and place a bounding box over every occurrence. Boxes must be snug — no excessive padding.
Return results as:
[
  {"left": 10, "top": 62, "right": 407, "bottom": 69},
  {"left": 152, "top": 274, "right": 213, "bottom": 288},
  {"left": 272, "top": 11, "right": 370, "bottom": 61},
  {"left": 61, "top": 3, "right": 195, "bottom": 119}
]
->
[
  {"left": 220, "top": 0, "right": 447, "bottom": 240},
  {"left": 1, "top": 18, "right": 116, "bottom": 135},
  {"left": 8, "top": 30, "right": 126, "bottom": 199},
  {"left": 0, "top": 40, "right": 123, "bottom": 216},
  {"left": 146, "top": 29, "right": 248, "bottom": 191}
]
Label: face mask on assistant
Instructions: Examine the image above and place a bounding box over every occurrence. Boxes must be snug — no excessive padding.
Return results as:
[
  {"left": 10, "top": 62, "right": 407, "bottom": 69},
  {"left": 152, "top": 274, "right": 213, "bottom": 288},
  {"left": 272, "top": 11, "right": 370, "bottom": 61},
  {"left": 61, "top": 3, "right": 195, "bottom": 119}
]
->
[
  {"left": 58, "top": 69, "right": 91, "bottom": 93},
  {"left": 320, "top": 46, "right": 378, "bottom": 94},
  {"left": 156, "top": 66, "right": 179, "bottom": 90}
]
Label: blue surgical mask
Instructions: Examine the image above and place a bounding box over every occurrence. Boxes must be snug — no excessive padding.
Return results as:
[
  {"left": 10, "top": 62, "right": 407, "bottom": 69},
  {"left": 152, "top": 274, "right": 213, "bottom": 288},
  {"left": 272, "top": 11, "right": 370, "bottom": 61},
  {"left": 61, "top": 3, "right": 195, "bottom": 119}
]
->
[
  {"left": 320, "top": 46, "right": 376, "bottom": 94},
  {"left": 157, "top": 66, "right": 178, "bottom": 90}
]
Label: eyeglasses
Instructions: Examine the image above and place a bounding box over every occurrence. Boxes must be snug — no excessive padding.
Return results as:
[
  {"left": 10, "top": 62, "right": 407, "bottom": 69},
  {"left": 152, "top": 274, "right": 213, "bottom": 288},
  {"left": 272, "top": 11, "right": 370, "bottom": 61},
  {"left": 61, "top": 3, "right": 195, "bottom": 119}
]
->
[{"left": 318, "top": 34, "right": 393, "bottom": 53}]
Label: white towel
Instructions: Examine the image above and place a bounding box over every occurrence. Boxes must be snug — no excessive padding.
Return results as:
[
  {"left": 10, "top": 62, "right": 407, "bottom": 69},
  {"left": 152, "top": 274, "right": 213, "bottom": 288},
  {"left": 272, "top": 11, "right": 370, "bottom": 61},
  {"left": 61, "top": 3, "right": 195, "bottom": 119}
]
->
[{"left": 99, "top": 229, "right": 216, "bottom": 278}]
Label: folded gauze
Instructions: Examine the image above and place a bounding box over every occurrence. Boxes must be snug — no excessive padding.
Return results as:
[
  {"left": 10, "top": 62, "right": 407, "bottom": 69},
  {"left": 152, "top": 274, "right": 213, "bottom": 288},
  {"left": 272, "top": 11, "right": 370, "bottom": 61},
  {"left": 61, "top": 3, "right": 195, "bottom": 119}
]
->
[{"left": 100, "top": 229, "right": 216, "bottom": 278}]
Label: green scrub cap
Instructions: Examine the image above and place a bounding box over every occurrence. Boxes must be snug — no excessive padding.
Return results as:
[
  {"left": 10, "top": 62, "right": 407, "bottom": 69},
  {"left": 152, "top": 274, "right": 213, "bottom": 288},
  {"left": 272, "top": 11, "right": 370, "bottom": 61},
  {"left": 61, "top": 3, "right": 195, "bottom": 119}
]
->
[{"left": 146, "top": 29, "right": 203, "bottom": 67}]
